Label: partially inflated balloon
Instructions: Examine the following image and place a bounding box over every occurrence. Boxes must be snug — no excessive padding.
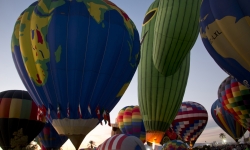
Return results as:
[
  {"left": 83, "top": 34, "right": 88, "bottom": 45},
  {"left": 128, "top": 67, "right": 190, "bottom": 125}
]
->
[
  {"left": 11, "top": 0, "right": 140, "bottom": 149},
  {"left": 138, "top": 0, "right": 192, "bottom": 144},
  {"left": 171, "top": 101, "right": 208, "bottom": 148},
  {"left": 37, "top": 122, "right": 68, "bottom": 150},
  {"left": 117, "top": 106, "right": 146, "bottom": 143},
  {"left": 97, "top": 134, "right": 145, "bottom": 150},
  {"left": 218, "top": 76, "right": 250, "bottom": 131},
  {"left": 211, "top": 99, "right": 246, "bottom": 142},
  {"left": 162, "top": 140, "right": 187, "bottom": 150},
  {"left": 0, "top": 90, "right": 45, "bottom": 150},
  {"left": 200, "top": 0, "right": 250, "bottom": 88}
]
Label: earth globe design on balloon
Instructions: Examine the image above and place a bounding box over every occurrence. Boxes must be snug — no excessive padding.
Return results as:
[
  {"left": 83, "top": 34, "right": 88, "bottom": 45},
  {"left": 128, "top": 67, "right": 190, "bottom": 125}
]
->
[
  {"left": 11, "top": 0, "right": 140, "bottom": 149},
  {"left": 12, "top": 0, "right": 138, "bottom": 86},
  {"left": 199, "top": 0, "right": 250, "bottom": 88}
]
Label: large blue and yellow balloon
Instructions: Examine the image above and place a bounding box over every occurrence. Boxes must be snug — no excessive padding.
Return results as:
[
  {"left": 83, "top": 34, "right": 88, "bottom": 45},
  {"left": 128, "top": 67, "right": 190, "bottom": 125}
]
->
[
  {"left": 11, "top": 0, "right": 140, "bottom": 149},
  {"left": 200, "top": 0, "right": 250, "bottom": 88}
]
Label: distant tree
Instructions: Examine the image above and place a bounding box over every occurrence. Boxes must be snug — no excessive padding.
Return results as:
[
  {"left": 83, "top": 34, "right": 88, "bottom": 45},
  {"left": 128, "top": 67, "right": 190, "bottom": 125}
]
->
[
  {"left": 87, "top": 140, "right": 96, "bottom": 149},
  {"left": 219, "top": 133, "right": 226, "bottom": 140}
]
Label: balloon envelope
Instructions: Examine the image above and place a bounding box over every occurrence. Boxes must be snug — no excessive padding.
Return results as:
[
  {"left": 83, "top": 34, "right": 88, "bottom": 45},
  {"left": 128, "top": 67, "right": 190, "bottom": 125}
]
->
[
  {"left": 162, "top": 140, "right": 188, "bottom": 150},
  {"left": 138, "top": 0, "right": 194, "bottom": 144},
  {"left": 117, "top": 105, "right": 146, "bottom": 143},
  {"left": 211, "top": 99, "right": 246, "bottom": 142},
  {"left": 97, "top": 134, "right": 145, "bottom": 150},
  {"left": 218, "top": 76, "right": 250, "bottom": 131},
  {"left": 148, "top": 0, "right": 200, "bottom": 76},
  {"left": 199, "top": 0, "right": 250, "bottom": 88},
  {"left": 0, "top": 90, "right": 45, "bottom": 150},
  {"left": 11, "top": 0, "right": 140, "bottom": 149},
  {"left": 171, "top": 101, "right": 208, "bottom": 148},
  {"left": 37, "top": 122, "right": 68, "bottom": 150}
]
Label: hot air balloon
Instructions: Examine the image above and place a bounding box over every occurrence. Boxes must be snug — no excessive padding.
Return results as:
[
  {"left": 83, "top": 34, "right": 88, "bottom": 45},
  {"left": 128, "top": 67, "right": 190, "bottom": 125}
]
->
[
  {"left": 97, "top": 134, "right": 146, "bottom": 150},
  {"left": 171, "top": 101, "right": 208, "bottom": 148},
  {"left": 0, "top": 90, "right": 45, "bottom": 150},
  {"left": 11, "top": 0, "right": 140, "bottom": 149},
  {"left": 37, "top": 122, "right": 68, "bottom": 150},
  {"left": 144, "top": 0, "right": 200, "bottom": 76},
  {"left": 218, "top": 76, "right": 250, "bottom": 131},
  {"left": 211, "top": 99, "right": 246, "bottom": 142},
  {"left": 138, "top": 0, "right": 200, "bottom": 144},
  {"left": 117, "top": 105, "right": 146, "bottom": 143},
  {"left": 199, "top": 0, "right": 250, "bottom": 88},
  {"left": 162, "top": 140, "right": 188, "bottom": 150}
]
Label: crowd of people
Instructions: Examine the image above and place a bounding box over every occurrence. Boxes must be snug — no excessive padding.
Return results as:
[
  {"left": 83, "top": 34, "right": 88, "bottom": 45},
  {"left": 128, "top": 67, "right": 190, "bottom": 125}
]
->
[{"left": 194, "top": 144, "right": 250, "bottom": 150}]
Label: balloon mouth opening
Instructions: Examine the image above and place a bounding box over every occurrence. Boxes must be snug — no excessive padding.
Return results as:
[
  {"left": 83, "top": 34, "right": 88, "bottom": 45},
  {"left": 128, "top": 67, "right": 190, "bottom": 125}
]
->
[{"left": 146, "top": 131, "right": 165, "bottom": 145}]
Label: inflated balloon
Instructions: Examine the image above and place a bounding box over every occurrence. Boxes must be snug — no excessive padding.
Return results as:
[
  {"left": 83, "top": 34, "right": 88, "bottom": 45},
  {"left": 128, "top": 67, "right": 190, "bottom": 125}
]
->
[
  {"left": 117, "top": 105, "right": 146, "bottom": 143},
  {"left": 97, "top": 134, "right": 145, "bottom": 150},
  {"left": 0, "top": 90, "right": 45, "bottom": 150},
  {"left": 200, "top": 0, "right": 250, "bottom": 88},
  {"left": 211, "top": 99, "right": 246, "bottom": 142},
  {"left": 218, "top": 76, "right": 250, "bottom": 131},
  {"left": 162, "top": 140, "right": 187, "bottom": 150},
  {"left": 37, "top": 122, "right": 68, "bottom": 150},
  {"left": 171, "top": 101, "right": 208, "bottom": 148},
  {"left": 144, "top": 0, "right": 200, "bottom": 76},
  {"left": 11, "top": 0, "right": 140, "bottom": 149},
  {"left": 138, "top": 0, "right": 197, "bottom": 144}
]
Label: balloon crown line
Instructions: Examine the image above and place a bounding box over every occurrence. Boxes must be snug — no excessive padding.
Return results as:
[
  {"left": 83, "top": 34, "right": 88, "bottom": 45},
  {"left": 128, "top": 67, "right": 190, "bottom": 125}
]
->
[{"left": 36, "top": 104, "right": 111, "bottom": 126}]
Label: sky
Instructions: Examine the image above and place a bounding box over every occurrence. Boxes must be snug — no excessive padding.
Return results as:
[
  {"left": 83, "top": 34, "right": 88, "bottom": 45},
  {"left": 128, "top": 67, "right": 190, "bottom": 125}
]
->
[{"left": 0, "top": 0, "right": 249, "bottom": 149}]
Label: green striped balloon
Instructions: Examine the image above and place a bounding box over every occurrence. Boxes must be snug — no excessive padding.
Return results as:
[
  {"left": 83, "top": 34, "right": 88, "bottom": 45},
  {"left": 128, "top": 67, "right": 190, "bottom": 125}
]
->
[
  {"left": 138, "top": 0, "right": 200, "bottom": 144},
  {"left": 151, "top": 0, "right": 200, "bottom": 76}
]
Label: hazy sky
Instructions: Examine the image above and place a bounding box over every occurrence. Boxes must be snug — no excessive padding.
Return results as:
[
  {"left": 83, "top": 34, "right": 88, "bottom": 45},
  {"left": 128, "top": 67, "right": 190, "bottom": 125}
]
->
[{"left": 0, "top": 0, "right": 248, "bottom": 149}]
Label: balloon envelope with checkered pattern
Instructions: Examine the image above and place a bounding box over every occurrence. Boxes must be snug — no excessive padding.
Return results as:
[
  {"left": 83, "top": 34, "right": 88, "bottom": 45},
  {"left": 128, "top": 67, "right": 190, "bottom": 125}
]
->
[
  {"left": 171, "top": 101, "right": 208, "bottom": 148},
  {"left": 218, "top": 76, "right": 250, "bottom": 131}
]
